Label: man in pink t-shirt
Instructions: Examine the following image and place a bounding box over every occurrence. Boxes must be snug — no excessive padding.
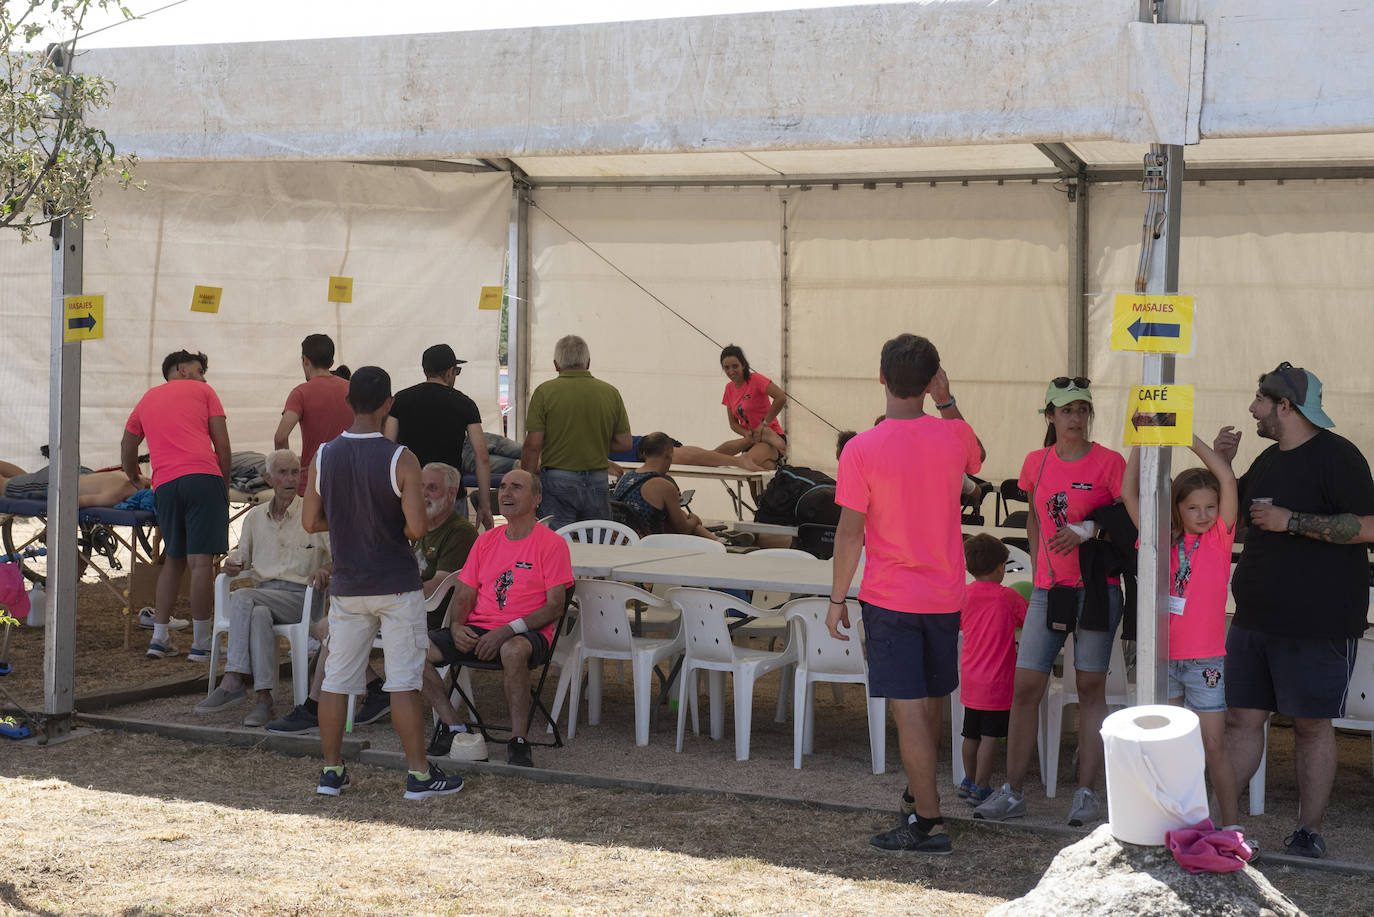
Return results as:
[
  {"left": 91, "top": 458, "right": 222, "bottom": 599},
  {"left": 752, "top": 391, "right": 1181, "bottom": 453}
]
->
[
  {"left": 121, "top": 350, "right": 232, "bottom": 663},
  {"left": 830, "top": 333, "right": 984, "bottom": 856},
  {"left": 274, "top": 334, "right": 352, "bottom": 494},
  {"left": 420, "top": 469, "right": 573, "bottom": 767}
]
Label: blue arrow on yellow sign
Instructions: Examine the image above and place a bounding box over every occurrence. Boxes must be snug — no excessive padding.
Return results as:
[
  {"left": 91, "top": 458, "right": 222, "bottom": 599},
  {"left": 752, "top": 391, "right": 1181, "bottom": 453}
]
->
[{"left": 63, "top": 294, "right": 103, "bottom": 342}]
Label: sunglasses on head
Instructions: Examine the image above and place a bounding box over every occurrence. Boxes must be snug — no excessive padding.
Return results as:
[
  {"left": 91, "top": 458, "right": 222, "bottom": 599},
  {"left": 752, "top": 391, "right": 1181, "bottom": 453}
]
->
[{"left": 1051, "top": 376, "right": 1091, "bottom": 389}]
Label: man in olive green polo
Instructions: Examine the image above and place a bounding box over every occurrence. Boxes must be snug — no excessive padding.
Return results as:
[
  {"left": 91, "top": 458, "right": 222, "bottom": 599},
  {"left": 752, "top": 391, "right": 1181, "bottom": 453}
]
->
[{"left": 520, "top": 335, "right": 632, "bottom": 530}]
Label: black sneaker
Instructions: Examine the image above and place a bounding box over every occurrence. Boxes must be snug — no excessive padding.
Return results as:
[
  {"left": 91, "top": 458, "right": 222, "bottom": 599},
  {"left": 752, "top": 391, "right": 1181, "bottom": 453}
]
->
[
  {"left": 317, "top": 767, "right": 349, "bottom": 797},
  {"left": 1283, "top": 827, "right": 1327, "bottom": 859},
  {"left": 870, "top": 817, "right": 953, "bottom": 855},
  {"left": 428, "top": 723, "right": 459, "bottom": 756},
  {"left": 353, "top": 690, "right": 390, "bottom": 726},
  {"left": 266, "top": 704, "right": 319, "bottom": 735},
  {"left": 403, "top": 764, "right": 464, "bottom": 800},
  {"left": 507, "top": 736, "right": 534, "bottom": 767}
]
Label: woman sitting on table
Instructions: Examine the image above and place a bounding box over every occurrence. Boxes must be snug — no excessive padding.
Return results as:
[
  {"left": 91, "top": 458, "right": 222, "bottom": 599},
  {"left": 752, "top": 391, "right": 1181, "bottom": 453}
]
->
[
  {"left": 611, "top": 432, "right": 720, "bottom": 540},
  {"left": 714, "top": 344, "right": 787, "bottom": 471}
]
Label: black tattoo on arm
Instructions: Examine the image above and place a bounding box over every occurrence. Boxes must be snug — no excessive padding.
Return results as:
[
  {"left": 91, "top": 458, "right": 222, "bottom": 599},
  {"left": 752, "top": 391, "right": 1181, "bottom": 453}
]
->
[{"left": 1292, "top": 512, "right": 1362, "bottom": 544}]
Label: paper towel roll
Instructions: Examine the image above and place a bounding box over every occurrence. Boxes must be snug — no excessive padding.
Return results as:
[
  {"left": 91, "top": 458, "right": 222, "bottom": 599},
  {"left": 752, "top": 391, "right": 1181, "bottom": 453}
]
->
[{"left": 1100, "top": 704, "right": 1209, "bottom": 846}]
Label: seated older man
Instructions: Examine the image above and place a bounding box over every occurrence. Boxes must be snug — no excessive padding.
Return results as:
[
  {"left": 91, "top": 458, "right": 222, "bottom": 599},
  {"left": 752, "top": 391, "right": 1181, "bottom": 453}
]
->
[
  {"left": 196, "top": 449, "right": 330, "bottom": 727},
  {"left": 611, "top": 432, "right": 720, "bottom": 540},
  {"left": 421, "top": 468, "right": 573, "bottom": 766},
  {"left": 415, "top": 462, "right": 478, "bottom": 621}
]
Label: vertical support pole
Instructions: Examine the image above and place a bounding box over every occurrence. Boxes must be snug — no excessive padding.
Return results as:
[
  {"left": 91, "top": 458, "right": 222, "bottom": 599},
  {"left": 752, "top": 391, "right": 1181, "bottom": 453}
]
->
[
  {"left": 779, "top": 194, "right": 791, "bottom": 437},
  {"left": 507, "top": 182, "right": 530, "bottom": 441},
  {"left": 1066, "top": 179, "right": 1090, "bottom": 377},
  {"left": 45, "top": 212, "right": 82, "bottom": 735},
  {"left": 1134, "top": 146, "right": 1183, "bottom": 706}
]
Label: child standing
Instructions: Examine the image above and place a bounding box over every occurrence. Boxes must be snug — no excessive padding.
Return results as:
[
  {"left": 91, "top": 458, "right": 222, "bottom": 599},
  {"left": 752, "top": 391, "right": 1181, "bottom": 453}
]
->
[
  {"left": 959, "top": 534, "right": 1029, "bottom": 803},
  {"left": 1123, "top": 434, "right": 1240, "bottom": 829}
]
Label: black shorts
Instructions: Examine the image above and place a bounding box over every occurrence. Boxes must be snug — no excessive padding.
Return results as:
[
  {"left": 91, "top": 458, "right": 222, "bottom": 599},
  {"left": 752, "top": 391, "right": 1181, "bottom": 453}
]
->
[
  {"left": 961, "top": 707, "right": 1010, "bottom": 740},
  {"left": 860, "top": 603, "right": 959, "bottom": 700},
  {"left": 429, "top": 625, "right": 551, "bottom": 669},
  {"left": 154, "top": 474, "right": 228, "bottom": 558},
  {"left": 1224, "top": 623, "right": 1357, "bottom": 719}
]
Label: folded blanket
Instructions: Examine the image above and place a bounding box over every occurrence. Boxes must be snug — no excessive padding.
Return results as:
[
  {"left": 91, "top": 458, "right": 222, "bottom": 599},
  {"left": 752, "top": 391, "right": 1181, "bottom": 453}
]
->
[{"left": 1165, "top": 818, "right": 1255, "bottom": 873}]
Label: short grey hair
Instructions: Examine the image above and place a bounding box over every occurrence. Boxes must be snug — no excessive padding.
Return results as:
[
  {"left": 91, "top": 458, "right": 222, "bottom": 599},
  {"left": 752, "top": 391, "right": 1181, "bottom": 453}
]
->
[
  {"left": 423, "top": 462, "right": 461, "bottom": 491},
  {"left": 553, "top": 334, "right": 590, "bottom": 370},
  {"left": 265, "top": 449, "right": 299, "bottom": 476}
]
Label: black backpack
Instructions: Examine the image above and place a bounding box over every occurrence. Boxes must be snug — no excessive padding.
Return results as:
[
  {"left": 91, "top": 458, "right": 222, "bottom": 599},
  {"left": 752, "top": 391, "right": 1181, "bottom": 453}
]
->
[{"left": 754, "top": 465, "right": 840, "bottom": 527}]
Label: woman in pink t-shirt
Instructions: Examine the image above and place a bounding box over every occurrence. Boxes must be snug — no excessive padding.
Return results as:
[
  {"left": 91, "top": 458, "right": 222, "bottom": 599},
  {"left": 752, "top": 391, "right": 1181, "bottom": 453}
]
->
[
  {"left": 973, "top": 377, "right": 1125, "bottom": 829},
  {"left": 713, "top": 344, "right": 788, "bottom": 471},
  {"left": 1124, "top": 433, "right": 1240, "bottom": 829}
]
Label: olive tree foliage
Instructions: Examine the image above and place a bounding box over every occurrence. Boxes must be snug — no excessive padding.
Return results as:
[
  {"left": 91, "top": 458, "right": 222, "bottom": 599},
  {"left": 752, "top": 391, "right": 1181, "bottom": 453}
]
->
[{"left": 1, "top": 0, "right": 139, "bottom": 240}]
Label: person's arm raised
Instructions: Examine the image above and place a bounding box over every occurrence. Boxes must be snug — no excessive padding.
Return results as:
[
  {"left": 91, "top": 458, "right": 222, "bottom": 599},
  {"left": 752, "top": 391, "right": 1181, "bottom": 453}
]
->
[{"left": 1190, "top": 434, "right": 1238, "bottom": 528}]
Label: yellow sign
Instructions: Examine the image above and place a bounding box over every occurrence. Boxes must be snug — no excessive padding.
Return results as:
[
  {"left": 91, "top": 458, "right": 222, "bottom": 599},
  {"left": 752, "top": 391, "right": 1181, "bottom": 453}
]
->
[
  {"left": 1123, "top": 384, "right": 1194, "bottom": 447},
  {"left": 190, "top": 285, "right": 222, "bottom": 313},
  {"left": 327, "top": 276, "right": 353, "bottom": 303},
  {"left": 478, "top": 285, "right": 503, "bottom": 311},
  {"left": 1109, "top": 294, "right": 1194, "bottom": 355},
  {"left": 63, "top": 294, "right": 103, "bottom": 342}
]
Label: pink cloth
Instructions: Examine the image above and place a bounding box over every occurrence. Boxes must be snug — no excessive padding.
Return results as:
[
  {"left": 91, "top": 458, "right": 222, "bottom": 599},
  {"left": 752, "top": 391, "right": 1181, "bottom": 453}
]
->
[
  {"left": 125, "top": 380, "right": 226, "bottom": 489},
  {"left": 1018, "top": 443, "right": 1126, "bottom": 589},
  {"left": 1165, "top": 818, "right": 1255, "bottom": 873},
  {"left": 959, "top": 581, "right": 1028, "bottom": 709},
  {"left": 1169, "top": 520, "right": 1236, "bottom": 660},
  {"left": 0, "top": 563, "right": 30, "bottom": 619},
  {"left": 458, "top": 524, "right": 573, "bottom": 641},
  {"left": 721, "top": 372, "right": 785, "bottom": 437},
  {"left": 836, "top": 415, "right": 982, "bottom": 613},
  {"left": 283, "top": 374, "right": 353, "bottom": 472}
]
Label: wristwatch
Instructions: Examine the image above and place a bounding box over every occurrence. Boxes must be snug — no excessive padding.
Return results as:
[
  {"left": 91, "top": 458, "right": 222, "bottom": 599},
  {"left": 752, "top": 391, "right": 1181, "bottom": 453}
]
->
[
  {"left": 935, "top": 397, "right": 956, "bottom": 411},
  {"left": 1287, "top": 513, "right": 1300, "bottom": 534}
]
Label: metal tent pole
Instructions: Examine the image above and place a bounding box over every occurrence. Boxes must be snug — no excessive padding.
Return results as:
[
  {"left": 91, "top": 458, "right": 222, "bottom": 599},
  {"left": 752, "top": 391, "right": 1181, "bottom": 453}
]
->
[{"left": 508, "top": 182, "right": 531, "bottom": 440}]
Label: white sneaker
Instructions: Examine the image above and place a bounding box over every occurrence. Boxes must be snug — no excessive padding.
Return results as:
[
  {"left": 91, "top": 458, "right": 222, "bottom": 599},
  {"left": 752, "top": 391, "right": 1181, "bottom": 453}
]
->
[
  {"left": 138, "top": 607, "right": 189, "bottom": 630},
  {"left": 448, "top": 731, "right": 488, "bottom": 762}
]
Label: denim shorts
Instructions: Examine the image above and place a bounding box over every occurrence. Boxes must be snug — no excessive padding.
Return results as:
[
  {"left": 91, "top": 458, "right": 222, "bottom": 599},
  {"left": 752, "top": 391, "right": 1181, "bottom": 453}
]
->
[
  {"left": 1168, "top": 656, "right": 1226, "bottom": 713},
  {"left": 1015, "top": 584, "right": 1123, "bottom": 674},
  {"left": 860, "top": 603, "right": 959, "bottom": 700}
]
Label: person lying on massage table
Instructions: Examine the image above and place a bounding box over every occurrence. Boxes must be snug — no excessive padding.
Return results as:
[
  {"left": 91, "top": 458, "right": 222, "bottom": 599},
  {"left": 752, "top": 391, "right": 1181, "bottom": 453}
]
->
[{"left": 0, "top": 461, "right": 151, "bottom": 509}]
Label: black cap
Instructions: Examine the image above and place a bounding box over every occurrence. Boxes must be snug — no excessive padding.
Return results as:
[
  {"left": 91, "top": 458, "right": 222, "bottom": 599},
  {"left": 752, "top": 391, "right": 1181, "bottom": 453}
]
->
[{"left": 422, "top": 344, "right": 466, "bottom": 376}]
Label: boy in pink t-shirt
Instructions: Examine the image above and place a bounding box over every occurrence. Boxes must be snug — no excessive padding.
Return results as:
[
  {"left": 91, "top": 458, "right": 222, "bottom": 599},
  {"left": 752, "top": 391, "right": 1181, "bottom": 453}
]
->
[
  {"left": 830, "top": 333, "right": 983, "bottom": 856},
  {"left": 958, "top": 535, "right": 1029, "bottom": 804}
]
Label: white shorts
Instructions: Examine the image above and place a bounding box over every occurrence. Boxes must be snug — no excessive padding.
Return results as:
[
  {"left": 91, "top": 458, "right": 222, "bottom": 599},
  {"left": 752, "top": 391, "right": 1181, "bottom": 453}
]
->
[{"left": 321, "top": 591, "right": 427, "bottom": 695}]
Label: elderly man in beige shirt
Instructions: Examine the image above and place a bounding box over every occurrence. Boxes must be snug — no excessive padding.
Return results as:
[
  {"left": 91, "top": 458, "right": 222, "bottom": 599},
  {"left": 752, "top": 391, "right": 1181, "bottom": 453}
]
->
[{"left": 196, "top": 449, "right": 331, "bottom": 726}]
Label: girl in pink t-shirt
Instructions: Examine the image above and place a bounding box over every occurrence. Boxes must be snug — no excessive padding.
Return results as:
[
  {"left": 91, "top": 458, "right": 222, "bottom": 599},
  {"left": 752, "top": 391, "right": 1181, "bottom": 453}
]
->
[
  {"left": 713, "top": 344, "right": 788, "bottom": 471},
  {"left": 1123, "top": 433, "right": 1240, "bottom": 829}
]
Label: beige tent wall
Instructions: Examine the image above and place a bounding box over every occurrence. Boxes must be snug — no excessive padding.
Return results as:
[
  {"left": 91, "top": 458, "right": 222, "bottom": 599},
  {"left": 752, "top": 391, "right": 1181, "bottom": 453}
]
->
[
  {"left": 1088, "top": 179, "right": 1374, "bottom": 476},
  {"left": 786, "top": 183, "right": 1070, "bottom": 482},
  {"left": 0, "top": 162, "right": 511, "bottom": 469}
]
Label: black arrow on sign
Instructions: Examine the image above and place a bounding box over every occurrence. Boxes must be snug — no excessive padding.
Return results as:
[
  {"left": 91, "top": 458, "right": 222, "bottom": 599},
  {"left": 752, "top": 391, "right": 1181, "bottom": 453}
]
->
[
  {"left": 1132, "top": 412, "right": 1178, "bottom": 430},
  {"left": 67, "top": 314, "right": 96, "bottom": 331}
]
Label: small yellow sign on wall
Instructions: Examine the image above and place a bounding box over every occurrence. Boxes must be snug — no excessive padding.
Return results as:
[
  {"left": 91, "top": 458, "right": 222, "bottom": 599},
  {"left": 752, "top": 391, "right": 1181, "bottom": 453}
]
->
[
  {"left": 190, "top": 285, "right": 222, "bottom": 313},
  {"left": 478, "top": 286, "right": 503, "bottom": 311},
  {"left": 328, "top": 276, "right": 353, "bottom": 303},
  {"left": 1123, "top": 384, "right": 1195, "bottom": 447},
  {"left": 63, "top": 294, "right": 103, "bottom": 342},
  {"left": 1109, "top": 294, "right": 1195, "bottom": 355}
]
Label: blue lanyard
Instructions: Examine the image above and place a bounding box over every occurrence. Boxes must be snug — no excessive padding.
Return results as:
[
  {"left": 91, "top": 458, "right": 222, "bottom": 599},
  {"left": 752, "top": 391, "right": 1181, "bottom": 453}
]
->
[{"left": 1173, "top": 535, "right": 1202, "bottom": 597}]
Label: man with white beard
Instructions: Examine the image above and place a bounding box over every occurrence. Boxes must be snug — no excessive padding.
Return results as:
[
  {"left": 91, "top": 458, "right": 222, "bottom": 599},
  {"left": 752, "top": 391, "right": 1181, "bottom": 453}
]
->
[{"left": 414, "top": 463, "right": 479, "bottom": 627}]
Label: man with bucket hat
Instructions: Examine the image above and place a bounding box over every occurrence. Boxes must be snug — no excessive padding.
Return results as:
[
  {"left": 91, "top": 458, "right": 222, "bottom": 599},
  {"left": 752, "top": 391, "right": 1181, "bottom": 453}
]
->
[{"left": 1212, "top": 362, "right": 1374, "bottom": 859}]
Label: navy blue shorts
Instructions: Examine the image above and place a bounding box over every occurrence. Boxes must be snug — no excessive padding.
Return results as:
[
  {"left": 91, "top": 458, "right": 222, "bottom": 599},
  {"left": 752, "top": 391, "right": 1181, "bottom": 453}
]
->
[
  {"left": 1224, "top": 623, "right": 1357, "bottom": 719},
  {"left": 429, "top": 625, "right": 551, "bottom": 669},
  {"left": 961, "top": 707, "right": 1010, "bottom": 740},
  {"left": 860, "top": 603, "right": 959, "bottom": 700},
  {"left": 154, "top": 473, "right": 228, "bottom": 558}
]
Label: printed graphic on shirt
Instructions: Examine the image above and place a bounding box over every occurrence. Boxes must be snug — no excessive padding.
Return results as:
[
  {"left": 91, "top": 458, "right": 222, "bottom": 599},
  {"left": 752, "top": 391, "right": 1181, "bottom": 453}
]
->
[
  {"left": 494, "top": 570, "right": 515, "bottom": 609},
  {"left": 1071, "top": 483, "right": 1094, "bottom": 491},
  {"left": 733, "top": 397, "right": 753, "bottom": 425},
  {"left": 1174, "top": 563, "right": 1193, "bottom": 596},
  {"left": 1047, "top": 491, "right": 1069, "bottom": 529},
  {"left": 515, "top": 561, "right": 533, "bottom": 569}
]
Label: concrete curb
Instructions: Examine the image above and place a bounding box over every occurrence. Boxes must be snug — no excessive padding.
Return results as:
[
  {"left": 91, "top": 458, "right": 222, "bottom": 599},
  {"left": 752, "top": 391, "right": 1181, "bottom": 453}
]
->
[{"left": 79, "top": 713, "right": 370, "bottom": 760}]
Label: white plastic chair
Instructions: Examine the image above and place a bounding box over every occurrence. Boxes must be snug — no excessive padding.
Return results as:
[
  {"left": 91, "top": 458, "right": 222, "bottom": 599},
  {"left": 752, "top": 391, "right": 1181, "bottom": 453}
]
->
[
  {"left": 210, "top": 572, "right": 314, "bottom": 706},
  {"left": 783, "top": 597, "right": 884, "bottom": 773},
  {"left": 555, "top": 579, "right": 684, "bottom": 745},
  {"left": 669, "top": 586, "right": 797, "bottom": 761},
  {"left": 639, "top": 533, "right": 727, "bottom": 552},
  {"left": 1037, "top": 635, "right": 1132, "bottom": 797},
  {"left": 556, "top": 519, "right": 640, "bottom": 546}
]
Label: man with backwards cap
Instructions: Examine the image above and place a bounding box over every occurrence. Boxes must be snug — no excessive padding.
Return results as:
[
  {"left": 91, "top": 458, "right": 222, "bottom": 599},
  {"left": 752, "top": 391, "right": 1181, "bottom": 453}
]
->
[
  {"left": 1213, "top": 362, "right": 1374, "bottom": 859},
  {"left": 386, "top": 343, "right": 494, "bottom": 531}
]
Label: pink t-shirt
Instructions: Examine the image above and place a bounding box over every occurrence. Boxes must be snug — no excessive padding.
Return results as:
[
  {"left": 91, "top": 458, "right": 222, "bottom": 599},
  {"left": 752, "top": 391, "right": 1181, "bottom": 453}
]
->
[
  {"left": 836, "top": 415, "right": 982, "bottom": 613},
  {"left": 722, "top": 372, "right": 785, "bottom": 437},
  {"left": 959, "top": 581, "right": 1029, "bottom": 710},
  {"left": 284, "top": 374, "right": 352, "bottom": 470},
  {"left": 458, "top": 523, "right": 574, "bottom": 641},
  {"left": 1019, "top": 444, "right": 1126, "bottom": 590},
  {"left": 125, "top": 380, "right": 226, "bottom": 489},
  {"left": 1169, "top": 521, "right": 1235, "bottom": 660}
]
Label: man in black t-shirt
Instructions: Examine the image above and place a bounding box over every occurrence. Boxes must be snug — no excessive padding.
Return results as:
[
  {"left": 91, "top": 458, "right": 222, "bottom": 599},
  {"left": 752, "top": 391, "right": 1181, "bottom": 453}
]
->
[
  {"left": 385, "top": 344, "right": 494, "bottom": 530},
  {"left": 1214, "top": 362, "right": 1374, "bottom": 860}
]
